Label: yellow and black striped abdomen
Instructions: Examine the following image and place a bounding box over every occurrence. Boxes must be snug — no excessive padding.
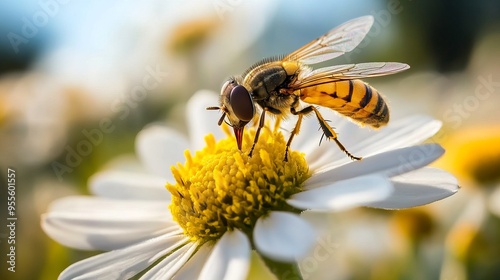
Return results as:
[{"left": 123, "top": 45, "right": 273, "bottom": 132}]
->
[{"left": 299, "top": 79, "right": 389, "bottom": 128}]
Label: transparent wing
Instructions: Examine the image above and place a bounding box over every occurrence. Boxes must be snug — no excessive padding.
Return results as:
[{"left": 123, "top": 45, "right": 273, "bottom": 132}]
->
[
  {"left": 283, "top": 16, "right": 374, "bottom": 64},
  {"left": 294, "top": 62, "right": 410, "bottom": 88}
]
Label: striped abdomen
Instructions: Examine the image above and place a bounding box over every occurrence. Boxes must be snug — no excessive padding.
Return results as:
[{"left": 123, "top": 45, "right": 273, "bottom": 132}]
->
[{"left": 299, "top": 79, "right": 389, "bottom": 128}]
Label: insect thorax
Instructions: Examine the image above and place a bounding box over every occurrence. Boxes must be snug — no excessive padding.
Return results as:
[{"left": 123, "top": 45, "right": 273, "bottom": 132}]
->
[{"left": 243, "top": 61, "right": 298, "bottom": 115}]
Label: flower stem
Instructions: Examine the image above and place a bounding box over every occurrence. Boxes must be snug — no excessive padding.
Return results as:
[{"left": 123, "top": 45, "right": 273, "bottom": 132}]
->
[{"left": 261, "top": 256, "right": 303, "bottom": 280}]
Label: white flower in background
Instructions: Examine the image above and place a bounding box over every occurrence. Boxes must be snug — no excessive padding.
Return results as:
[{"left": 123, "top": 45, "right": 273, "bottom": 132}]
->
[
  {"left": 0, "top": 72, "right": 69, "bottom": 166},
  {"left": 41, "top": 90, "right": 458, "bottom": 279},
  {"left": 435, "top": 124, "right": 500, "bottom": 280},
  {"left": 435, "top": 124, "right": 500, "bottom": 219}
]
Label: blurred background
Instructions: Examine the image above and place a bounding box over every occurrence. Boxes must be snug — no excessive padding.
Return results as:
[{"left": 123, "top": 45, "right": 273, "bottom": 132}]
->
[{"left": 0, "top": 0, "right": 499, "bottom": 279}]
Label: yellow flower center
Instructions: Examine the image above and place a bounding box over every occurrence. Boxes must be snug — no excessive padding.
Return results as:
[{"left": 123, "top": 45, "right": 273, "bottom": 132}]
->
[{"left": 166, "top": 128, "right": 310, "bottom": 242}]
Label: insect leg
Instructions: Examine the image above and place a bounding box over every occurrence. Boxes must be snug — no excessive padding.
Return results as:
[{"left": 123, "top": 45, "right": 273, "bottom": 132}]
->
[
  {"left": 248, "top": 108, "right": 267, "bottom": 158},
  {"left": 286, "top": 106, "right": 314, "bottom": 161},
  {"left": 309, "top": 106, "right": 362, "bottom": 160},
  {"left": 290, "top": 106, "right": 361, "bottom": 160},
  {"left": 284, "top": 114, "right": 305, "bottom": 162}
]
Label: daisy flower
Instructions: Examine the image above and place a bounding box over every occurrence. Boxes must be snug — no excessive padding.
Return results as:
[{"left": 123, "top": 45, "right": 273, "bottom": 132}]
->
[
  {"left": 436, "top": 124, "right": 500, "bottom": 279},
  {"left": 42, "top": 90, "right": 458, "bottom": 279}
]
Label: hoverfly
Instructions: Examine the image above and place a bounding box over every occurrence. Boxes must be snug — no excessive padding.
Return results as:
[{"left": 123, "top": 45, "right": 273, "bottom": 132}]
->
[{"left": 207, "top": 16, "right": 409, "bottom": 161}]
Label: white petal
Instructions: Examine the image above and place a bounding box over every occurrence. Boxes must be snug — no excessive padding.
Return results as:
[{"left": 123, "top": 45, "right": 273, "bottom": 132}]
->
[
  {"left": 489, "top": 187, "right": 500, "bottom": 217},
  {"left": 90, "top": 171, "right": 170, "bottom": 201},
  {"left": 364, "top": 167, "right": 458, "bottom": 209},
  {"left": 288, "top": 174, "right": 393, "bottom": 211},
  {"left": 306, "top": 144, "right": 445, "bottom": 188},
  {"left": 41, "top": 196, "right": 175, "bottom": 250},
  {"left": 199, "top": 230, "right": 251, "bottom": 280},
  {"left": 254, "top": 212, "right": 315, "bottom": 262},
  {"left": 454, "top": 192, "right": 487, "bottom": 228},
  {"left": 352, "top": 115, "right": 441, "bottom": 155},
  {"left": 140, "top": 241, "right": 199, "bottom": 279},
  {"left": 45, "top": 196, "right": 169, "bottom": 215},
  {"left": 309, "top": 115, "right": 441, "bottom": 172},
  {"left": 172, "top": 243, "right": 213, "bottom": 280},
  {"left": 136, "top": 125, "right": 189, "bottom": 178},
  {"left": 58, "top": 233, "right": 189, "bottom": 280},
  {"left": 187, "top": 90, "right": 226, "bottom": 150}
]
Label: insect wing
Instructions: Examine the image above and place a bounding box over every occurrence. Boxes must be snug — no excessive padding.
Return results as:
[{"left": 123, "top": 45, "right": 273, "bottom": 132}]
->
[
  {"left": 283, "top": 16, "right": 374, "bottom": 64},
  {"left": 294, "top": 62, "right": 409, "bottom": 88}
]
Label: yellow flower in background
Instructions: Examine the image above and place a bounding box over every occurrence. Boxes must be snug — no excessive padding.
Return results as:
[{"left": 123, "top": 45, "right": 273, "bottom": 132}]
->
[
  {"left": 437, "top": 124, "right": 500, "bottom": 187},
  {"left": 390, "top": 208, "right": 436, "bottom": 244},
  {"left": 438, "top": 124, "right": 500, "bottom": 279}
]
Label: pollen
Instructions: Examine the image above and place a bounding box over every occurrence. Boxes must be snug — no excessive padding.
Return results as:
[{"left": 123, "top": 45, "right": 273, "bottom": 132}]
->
[{"left": 166, "top": 128, "right": 310, "bottom": 242}]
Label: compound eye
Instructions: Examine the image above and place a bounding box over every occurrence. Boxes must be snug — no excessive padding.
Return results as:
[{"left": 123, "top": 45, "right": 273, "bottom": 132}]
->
[{"left": 229, "top": 85, "right": 254, "bottom": 122}]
